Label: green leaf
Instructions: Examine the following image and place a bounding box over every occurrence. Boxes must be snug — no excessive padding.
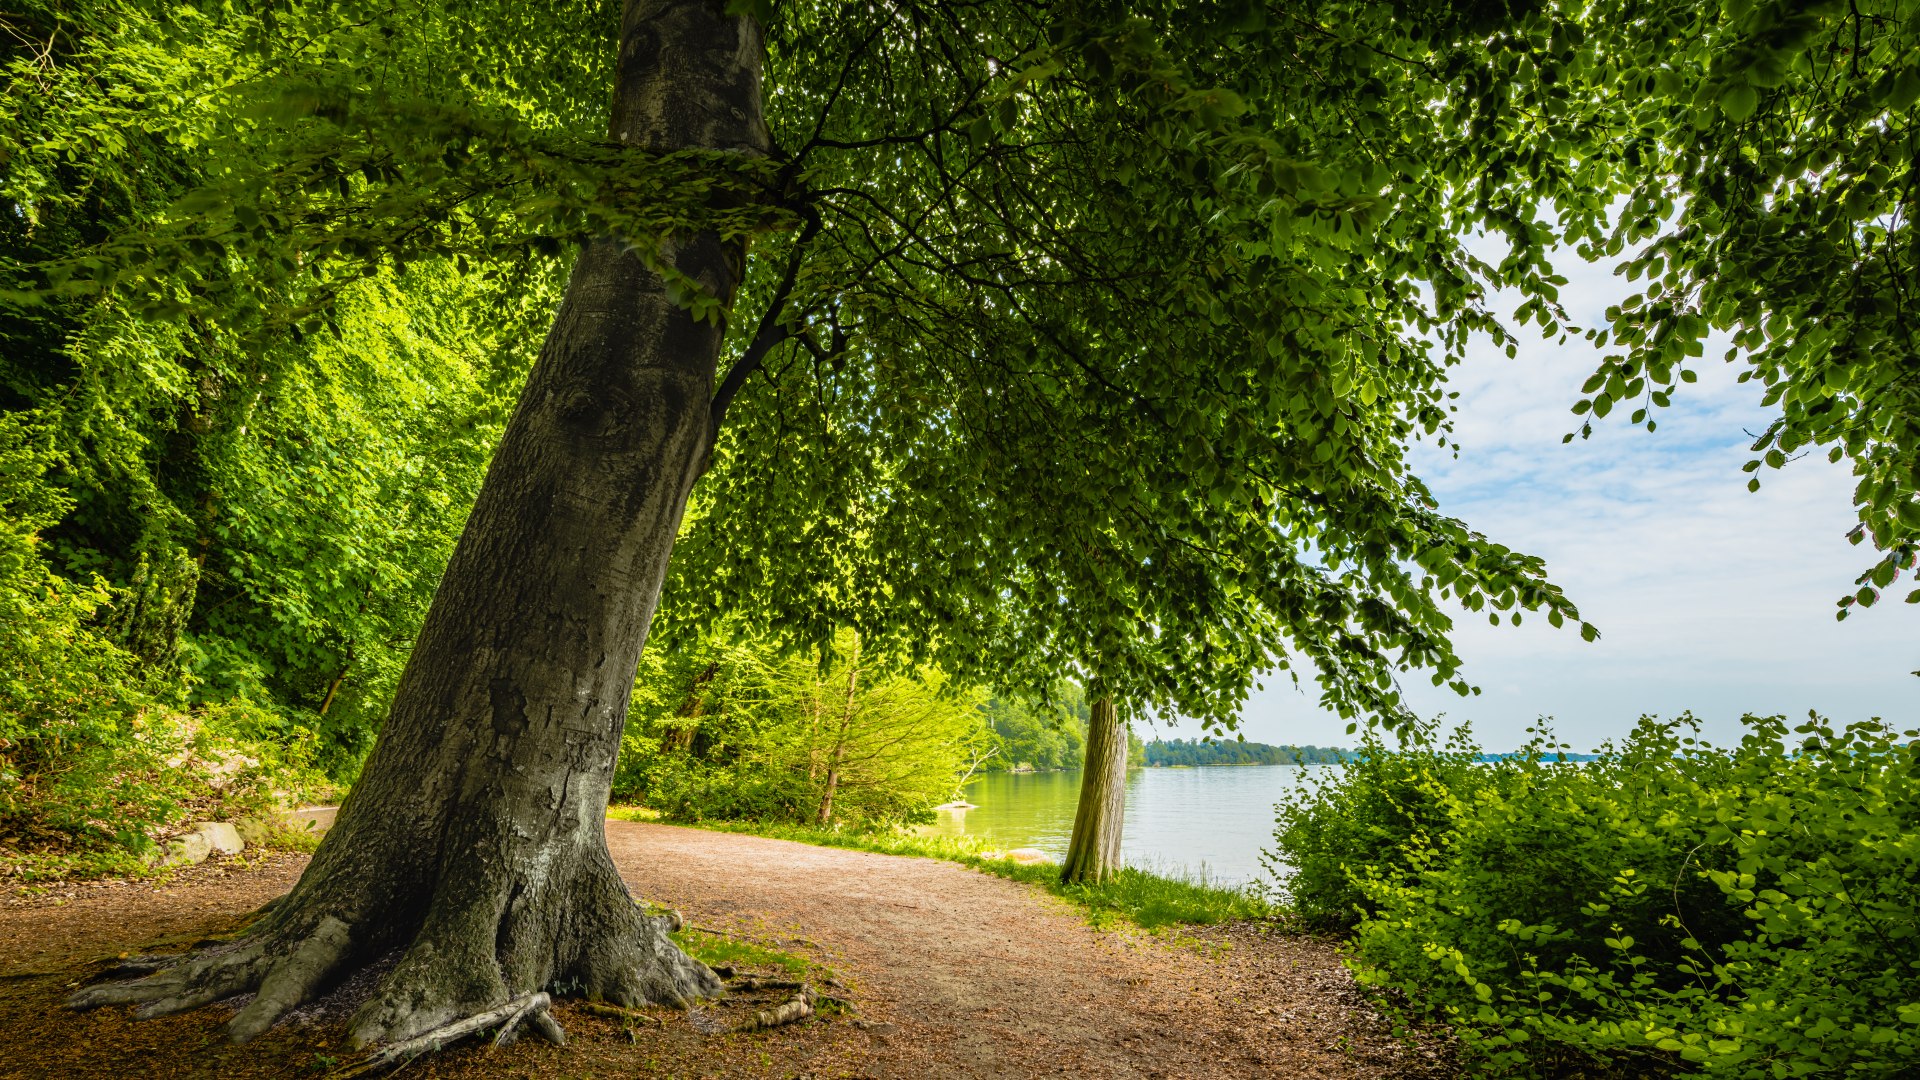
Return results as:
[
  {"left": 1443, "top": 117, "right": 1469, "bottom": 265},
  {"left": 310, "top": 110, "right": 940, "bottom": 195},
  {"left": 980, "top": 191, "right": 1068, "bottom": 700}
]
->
[{"left": 1720, "top": 83, "right": 1759, "bottom": 121}]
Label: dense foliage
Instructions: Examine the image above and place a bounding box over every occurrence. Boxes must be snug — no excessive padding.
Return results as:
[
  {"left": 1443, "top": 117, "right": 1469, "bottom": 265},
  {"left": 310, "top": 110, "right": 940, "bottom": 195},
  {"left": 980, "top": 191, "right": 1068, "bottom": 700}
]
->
[
  {"left": 5, "top": 0, "right": 1915, "bottom": 891},
  {"left": 977, "top": 689, "right": 1090, "bottom": 773},
  {"left": 613, "top": 630, "right": 992, "bottom": 827},
  {"left": 0, "top": 415, "right": 324, "bottom": 873},
  {"left": 1268, "top": 716, "right": 1920, "bottom": 1078},
  {"left": 0, "top": 0, "right": 564, "bottom": 866},
  {"left": 1144, "top": 737, "right": 1349, "bottom": 767}
]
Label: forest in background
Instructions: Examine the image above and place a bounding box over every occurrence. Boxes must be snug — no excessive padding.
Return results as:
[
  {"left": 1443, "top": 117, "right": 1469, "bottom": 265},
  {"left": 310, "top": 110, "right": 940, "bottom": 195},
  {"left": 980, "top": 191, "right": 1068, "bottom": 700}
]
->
[{"left": 1143, "top": 737, "right": 1349, "bottom": 766}]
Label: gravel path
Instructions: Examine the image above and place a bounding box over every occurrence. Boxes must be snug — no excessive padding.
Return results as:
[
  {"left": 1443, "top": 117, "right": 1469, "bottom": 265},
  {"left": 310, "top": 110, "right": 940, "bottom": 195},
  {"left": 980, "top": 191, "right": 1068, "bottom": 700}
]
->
[
  {"left": 607, "top": 821, "right": 1439, "bottom": 1078},
  {"left": 0, "top": 821, "right": 1447, "bottom": 1078}
]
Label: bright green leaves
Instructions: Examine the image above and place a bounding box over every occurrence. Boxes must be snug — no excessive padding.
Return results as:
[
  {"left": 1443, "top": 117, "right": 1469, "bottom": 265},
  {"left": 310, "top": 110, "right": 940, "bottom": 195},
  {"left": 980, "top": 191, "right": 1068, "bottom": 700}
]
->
[
  {"left": 1882, "top": 66, "right": 1920, "bottom": 111},
  {"left": 1572, "top": 0, "right": 1920, "bottom": 614},
  {"left": 1276, "top": 712, "right": 1920, "bottom": 1076},
  {"left": 658, "top": 0, "right": 1600, "bottom": 736},
  {"left": 7, "top": 0, "right": 794, "bottom": 340}
]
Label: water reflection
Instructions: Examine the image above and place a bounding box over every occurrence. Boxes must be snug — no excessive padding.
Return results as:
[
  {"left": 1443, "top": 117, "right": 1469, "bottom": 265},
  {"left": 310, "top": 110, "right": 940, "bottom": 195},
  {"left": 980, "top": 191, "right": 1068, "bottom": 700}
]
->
[{"left": 919, "top": 764, "right": 1326, "bottom": 887}]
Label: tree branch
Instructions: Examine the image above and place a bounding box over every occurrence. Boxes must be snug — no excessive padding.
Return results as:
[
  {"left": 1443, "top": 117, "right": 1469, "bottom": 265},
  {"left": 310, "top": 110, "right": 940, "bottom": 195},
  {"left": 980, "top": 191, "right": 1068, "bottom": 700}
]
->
[{"left": 711, "top": 213, "right": 821, "bottom": 431}]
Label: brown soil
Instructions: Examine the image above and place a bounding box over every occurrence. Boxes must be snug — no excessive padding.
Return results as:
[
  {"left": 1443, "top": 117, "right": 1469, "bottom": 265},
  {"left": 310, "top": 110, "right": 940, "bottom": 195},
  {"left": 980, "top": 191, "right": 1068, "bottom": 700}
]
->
[{"left": 0, "top": 821, "right": 1451, "bottom": 1079}]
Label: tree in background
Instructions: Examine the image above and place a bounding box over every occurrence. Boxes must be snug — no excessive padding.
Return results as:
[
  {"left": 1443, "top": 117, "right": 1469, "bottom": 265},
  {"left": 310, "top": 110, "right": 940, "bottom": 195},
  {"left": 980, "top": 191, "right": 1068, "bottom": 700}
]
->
[
  {"left": 980, "top": 686, "right": 1088, "bottom": 773},
  {"left": 1061, "top": 692, "right": 1129, "bottom": 883},
  {"left": 614, "top": 629, "right": 989, "bottom": 828},
  {"left": 1143, "top": 738, "right": 1348, "bottom": 766}
]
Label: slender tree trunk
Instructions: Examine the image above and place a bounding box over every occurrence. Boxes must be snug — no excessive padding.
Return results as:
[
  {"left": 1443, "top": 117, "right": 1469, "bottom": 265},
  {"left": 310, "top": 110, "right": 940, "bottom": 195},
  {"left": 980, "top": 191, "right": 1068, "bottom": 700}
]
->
[
  {"left": 317, "top": 665, "right": 348, "bottom": 716},
  {"left": 816, "top": 642, "right": 860, "bottom": 825},
  {"left": 73, "top": 0, "right": 767, "bottom": 1049},
  {"left": 1061, "top": 694, "right": 1126, "bottom": 884}
]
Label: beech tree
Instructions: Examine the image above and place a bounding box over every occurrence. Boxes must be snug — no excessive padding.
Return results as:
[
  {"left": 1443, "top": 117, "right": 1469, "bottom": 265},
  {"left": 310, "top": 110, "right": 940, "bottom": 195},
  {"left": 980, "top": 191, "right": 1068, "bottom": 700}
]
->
[{"left": 25, "top": 0, "right": 1913, "bottom": 1061}]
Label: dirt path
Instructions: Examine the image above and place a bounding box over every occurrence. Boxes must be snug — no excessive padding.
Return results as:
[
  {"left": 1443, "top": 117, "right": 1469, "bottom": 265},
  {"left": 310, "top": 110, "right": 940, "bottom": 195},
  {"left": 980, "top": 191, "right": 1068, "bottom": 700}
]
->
[{"left": 0, "top": 822, "right": 1446, "bottom": 1079}]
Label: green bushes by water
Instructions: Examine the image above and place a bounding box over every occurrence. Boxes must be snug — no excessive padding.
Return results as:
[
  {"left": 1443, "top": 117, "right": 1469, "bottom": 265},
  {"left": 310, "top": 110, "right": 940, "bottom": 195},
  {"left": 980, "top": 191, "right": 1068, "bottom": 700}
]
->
[{"left": 1270, "top": 714, "right": 1920, "bottom": 1078}]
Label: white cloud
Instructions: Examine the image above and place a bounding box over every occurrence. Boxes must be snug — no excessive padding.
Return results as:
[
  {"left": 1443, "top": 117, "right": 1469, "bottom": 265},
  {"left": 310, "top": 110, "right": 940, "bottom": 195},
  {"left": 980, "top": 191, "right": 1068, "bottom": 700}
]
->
[{"left": 1164, "top": 245, "right": 1919, "bottom": 752}]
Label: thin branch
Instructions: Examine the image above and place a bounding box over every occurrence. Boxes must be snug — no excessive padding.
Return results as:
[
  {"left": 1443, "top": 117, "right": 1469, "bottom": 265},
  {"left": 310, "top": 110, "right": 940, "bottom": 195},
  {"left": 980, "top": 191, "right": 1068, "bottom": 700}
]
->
[{"left": 711, "top": 212, "right": 821, "bottom": 431}]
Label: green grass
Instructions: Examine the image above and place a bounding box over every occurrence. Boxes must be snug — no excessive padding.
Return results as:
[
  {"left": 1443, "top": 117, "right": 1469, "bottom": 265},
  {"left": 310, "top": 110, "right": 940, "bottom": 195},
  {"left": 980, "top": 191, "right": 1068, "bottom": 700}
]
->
[
  {"left": 671, "top": 927, "right": 817, "bottom": 979},
  {"left": 679, "top": 818, "right": 1274, "bottom": 930}
]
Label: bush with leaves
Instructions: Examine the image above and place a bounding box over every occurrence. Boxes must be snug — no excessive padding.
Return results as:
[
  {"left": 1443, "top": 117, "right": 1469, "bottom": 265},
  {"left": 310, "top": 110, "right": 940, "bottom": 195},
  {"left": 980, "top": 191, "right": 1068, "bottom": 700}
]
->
[
  {"left": 0, "top": 414, "right": 326, "bottom": 877},
  {"left": 1265, "top": 725, "right": 1509, "bottom": 932},
  {"left": 1268, "top": 714, "right": 1920, "bottom": 1078}
]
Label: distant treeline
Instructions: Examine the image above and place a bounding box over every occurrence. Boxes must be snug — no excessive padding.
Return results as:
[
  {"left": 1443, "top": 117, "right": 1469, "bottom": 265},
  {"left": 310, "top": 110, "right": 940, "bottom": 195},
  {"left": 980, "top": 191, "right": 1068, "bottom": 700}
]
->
[{"left": 1143, "top": 738, "right": 1352, "bottom": 767}]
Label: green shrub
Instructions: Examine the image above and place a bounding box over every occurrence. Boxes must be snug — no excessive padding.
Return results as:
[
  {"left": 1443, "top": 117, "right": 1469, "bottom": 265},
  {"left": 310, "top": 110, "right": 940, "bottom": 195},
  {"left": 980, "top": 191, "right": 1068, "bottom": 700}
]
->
[
  {"left": 1269, "top": 714, "right": 1920, "bottom": 1078},
  {"left": 615, "top": 629, "right": 990, "bottom": 829},
  {"left": 1265, "top": 724, "right": 1510, "bottom": 931},
  {"left": 0, "top": 416, "right": 326, "bottom": 876}
]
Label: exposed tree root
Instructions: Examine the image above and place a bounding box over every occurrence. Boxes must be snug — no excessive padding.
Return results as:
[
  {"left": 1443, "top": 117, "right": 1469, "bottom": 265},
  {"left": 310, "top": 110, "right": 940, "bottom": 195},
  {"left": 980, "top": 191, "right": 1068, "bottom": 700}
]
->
[
  {"left": 68, "top": 879, "right": 718, "bottom": 1056},
  {"left": 70, "top": 916, "right": 356, "bottom": 1041},
  {"left": 327, "top": 993, "right": 555, "bottom": 1078},
  {"left": 69, "top": 940, "right": 273, "bottom": 1023},
  {"left": 723, "top": 989, "right": 814, "bottom": 1033}
]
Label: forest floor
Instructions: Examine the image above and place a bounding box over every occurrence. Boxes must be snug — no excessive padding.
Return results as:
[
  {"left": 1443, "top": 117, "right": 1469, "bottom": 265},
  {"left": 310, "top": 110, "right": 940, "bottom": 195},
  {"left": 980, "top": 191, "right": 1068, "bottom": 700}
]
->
[{"left": 0, "top": 821, "right": 1452, "bottom": 1079}]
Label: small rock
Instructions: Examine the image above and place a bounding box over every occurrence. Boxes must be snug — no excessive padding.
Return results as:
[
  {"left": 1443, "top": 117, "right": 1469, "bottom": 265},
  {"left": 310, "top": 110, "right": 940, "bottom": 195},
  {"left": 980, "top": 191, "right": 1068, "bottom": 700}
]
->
[
  {"left": 162, "top": 831, "right": 212, "bottom": 867},
  {"left": 193, "top": 822, "right": 246, "bottom": 855},
  {"left": 233, "top": 818, "right": 274, "bottom": 846},
  {"left": 853, "top": 1020, "right": 897, "bottom": 1035}
]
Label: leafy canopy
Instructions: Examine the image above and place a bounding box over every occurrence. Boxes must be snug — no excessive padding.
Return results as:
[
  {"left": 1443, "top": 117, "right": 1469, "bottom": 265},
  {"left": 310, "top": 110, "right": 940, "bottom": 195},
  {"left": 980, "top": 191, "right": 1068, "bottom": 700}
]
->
[{"left": 9, "top": 0, "right": 1914, "bottom": 746}]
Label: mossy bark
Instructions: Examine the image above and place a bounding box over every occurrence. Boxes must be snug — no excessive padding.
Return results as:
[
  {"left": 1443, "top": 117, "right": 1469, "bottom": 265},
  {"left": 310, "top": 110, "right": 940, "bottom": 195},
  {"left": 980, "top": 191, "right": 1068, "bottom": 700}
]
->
[
  {"left": 72, "top": 0, "right": 766, "bottom": 1048},
  {"left": 1061, "top": 694, "right": 1126, "bottom": 884}
]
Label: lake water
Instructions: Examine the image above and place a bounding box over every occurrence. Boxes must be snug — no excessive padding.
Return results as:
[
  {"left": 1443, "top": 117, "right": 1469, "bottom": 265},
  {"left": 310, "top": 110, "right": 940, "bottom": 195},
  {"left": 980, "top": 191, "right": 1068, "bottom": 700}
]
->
[{"left": 918, "top": 765, "right": 1329, "bottom": 889}]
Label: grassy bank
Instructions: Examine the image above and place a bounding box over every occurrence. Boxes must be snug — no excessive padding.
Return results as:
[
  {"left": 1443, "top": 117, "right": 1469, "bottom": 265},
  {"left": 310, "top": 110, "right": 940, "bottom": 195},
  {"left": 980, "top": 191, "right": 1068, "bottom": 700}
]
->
[{"left": 616, "top": 811, "right": 1273, "bottom": 930}]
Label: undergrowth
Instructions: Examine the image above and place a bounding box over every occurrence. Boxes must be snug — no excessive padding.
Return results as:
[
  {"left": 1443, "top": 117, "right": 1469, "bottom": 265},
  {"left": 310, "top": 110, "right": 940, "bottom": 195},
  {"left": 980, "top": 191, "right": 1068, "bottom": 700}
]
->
[
  {"left": 1, "top": 417, "right": 331, "bottom": 884},
  {"left": 1269, "top": 714, "right": 1920, "bottom": 1079}
]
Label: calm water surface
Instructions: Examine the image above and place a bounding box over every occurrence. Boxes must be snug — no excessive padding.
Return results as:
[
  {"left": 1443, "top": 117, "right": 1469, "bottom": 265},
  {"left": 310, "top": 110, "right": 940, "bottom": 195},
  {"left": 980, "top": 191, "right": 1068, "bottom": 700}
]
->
[{"left": 918, "top": 765, "right": 1328, "bottom": 888}]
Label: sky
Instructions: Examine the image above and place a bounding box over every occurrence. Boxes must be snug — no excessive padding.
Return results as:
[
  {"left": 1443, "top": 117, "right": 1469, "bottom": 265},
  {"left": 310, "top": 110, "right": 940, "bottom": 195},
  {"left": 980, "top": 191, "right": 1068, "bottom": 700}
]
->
[{"left": 1155, "top": 244, "right": 1918, "bottom": 754}]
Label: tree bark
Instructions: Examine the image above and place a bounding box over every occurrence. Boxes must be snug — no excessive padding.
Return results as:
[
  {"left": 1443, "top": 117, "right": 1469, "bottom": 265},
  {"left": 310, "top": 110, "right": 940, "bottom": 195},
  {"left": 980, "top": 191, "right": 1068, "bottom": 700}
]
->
[
  {"left": 816, "top": 640, "right": 861, "bottom": 825},
  {"left": 1061, "top": 694, "right": 1126, "bottom": 885},
  {"left": 72, "top": 0, "right": 767, "bottom": 1049}
]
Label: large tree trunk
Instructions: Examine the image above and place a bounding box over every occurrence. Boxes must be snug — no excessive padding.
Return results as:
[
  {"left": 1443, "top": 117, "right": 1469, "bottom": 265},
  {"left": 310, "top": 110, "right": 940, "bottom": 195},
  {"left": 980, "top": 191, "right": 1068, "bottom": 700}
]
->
[
  {"left": 72, "top": 0, "right": 767, "bottom": 1050},
  {"left": 1061, "top": 694, "right": 1126, "bottom": 885}
]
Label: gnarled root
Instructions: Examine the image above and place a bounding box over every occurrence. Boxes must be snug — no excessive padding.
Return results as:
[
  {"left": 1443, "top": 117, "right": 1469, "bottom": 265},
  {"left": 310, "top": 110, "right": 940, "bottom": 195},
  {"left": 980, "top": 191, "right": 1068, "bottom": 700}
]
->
[
  {"left": 720, "top": 988, "right": 814, "bottom": 1033},
  {"left": 70, "top": 916, "right": 356, "bottom": 1041},
  {"left": 67, "top": 848, "right": 719, "bottom": 1061},
  {"left": 329, "top": 993, "right": 557, "bottom": 1078}
]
